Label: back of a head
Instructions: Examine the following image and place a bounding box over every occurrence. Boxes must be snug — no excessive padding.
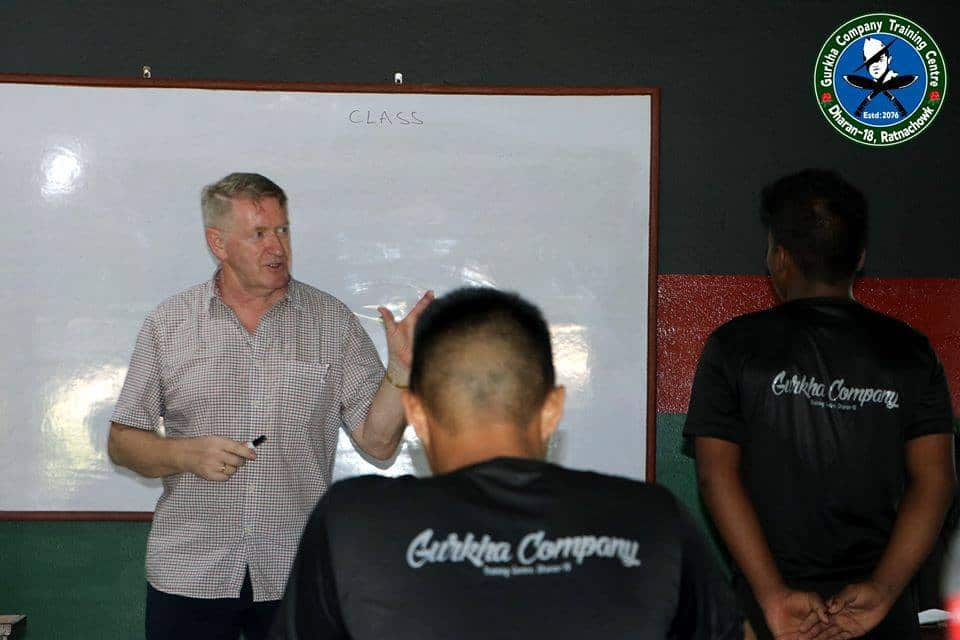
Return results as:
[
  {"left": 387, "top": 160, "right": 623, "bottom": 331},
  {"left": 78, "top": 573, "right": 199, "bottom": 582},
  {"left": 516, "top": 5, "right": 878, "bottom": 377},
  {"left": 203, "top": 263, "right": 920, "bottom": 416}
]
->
[
  {"left": 409, "top": 287, "right": 555, "bottom": 432},
  {"left": 761, "top": 169, "right": 868, "bottom": 284}
]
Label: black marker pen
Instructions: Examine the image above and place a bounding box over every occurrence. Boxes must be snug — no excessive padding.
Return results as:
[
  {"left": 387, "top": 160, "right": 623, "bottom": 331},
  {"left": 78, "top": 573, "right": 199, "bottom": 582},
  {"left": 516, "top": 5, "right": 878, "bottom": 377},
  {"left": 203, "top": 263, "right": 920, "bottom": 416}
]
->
[{"left": 247, "top": 435, "right": 267, "bottom": 449}]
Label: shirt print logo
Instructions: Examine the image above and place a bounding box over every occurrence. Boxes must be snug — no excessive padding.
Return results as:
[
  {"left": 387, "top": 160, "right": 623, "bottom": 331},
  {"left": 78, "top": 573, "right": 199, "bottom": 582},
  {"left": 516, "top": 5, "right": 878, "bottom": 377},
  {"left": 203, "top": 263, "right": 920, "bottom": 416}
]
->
[
  {"left": 770, "top": 371, "right": 900, "bottom": 411},
  {"left": 405, "top": 528, "right": 642, "bottom": 579}
]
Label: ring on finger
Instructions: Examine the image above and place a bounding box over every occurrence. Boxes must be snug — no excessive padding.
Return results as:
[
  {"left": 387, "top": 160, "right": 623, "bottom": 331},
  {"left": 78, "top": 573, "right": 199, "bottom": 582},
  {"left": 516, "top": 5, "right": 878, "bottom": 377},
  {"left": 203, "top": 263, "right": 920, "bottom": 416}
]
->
[{"left": 219, "top": 463, "right": 227, "bottom": 474}]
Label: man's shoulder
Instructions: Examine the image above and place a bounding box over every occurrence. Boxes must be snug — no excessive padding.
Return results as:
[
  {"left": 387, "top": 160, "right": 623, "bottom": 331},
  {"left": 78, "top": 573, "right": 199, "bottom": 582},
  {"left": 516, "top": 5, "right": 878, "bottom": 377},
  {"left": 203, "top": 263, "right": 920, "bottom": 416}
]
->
[
  {"left": 325, "top": 474, "right": 417, "bottom": 508},
  {"left": 703, "top": 307, "right": 781, "bottom": 352},
  {"left": 324, "top": 467, "right": 675, "bottom": 504},
  {"left": 333, "top": 473, "right": 410, "bottom": 490},
  {"left": 559, "top": 467, "right": 681, "bottom": 509},
  {"left": 149, "top": 280, "right": 212, "bottom": 323},
  {"left": 288, "top": 280, "right": 354, "bottom": 319},
  {"left": 854, "top": 303, "right": 932, "bottom": 344},
  {"left": 718, "top": 306, "right": 780, "bottom": 332},
  {"left": 708, "top": 300, "right": 931, "bottom": 344},
  {"left": 540, "top": 467, "right": 694, "bottom": 541}
]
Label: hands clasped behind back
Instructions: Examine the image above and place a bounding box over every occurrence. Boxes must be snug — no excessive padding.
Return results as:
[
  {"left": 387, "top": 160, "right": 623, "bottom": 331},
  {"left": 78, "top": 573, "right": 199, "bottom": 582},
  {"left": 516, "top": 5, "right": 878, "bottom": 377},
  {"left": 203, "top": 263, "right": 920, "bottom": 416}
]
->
[{"left": 177, "top": 435, "right": 257, "bottom": 481}]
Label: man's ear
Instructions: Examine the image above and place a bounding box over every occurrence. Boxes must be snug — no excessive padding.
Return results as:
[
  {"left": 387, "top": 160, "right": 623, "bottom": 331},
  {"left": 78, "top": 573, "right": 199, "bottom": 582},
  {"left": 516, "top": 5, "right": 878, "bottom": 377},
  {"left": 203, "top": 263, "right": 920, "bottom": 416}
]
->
[
  {"left": 401, "top": 391, "right": 430, "bottom": 449},
  {"left": 538, "top": 386, "right": 565, "bottom": 445},
  {"left": 205, "top": 227, "right": 227, "bottom": 261},
  {"left": 769, "top": 243, "right": 789, "bottom": 277}
]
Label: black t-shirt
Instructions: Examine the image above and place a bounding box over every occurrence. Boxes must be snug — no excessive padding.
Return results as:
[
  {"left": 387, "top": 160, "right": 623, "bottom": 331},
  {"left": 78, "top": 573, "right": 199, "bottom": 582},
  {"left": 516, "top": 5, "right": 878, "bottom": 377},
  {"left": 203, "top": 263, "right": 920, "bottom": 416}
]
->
[
  {"left": 684, "top": 297, "right": 954, "bottom": 582},
  {"left": 269, "top": 457, "right": 741, "bottom": 640}
]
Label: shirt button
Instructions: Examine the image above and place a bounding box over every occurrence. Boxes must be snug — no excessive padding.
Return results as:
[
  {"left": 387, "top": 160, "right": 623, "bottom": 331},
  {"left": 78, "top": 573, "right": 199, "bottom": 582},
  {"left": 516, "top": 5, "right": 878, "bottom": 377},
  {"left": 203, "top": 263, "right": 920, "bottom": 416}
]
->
[
  {"left": 247, "top": 484, "right": 256, "bottom": 493},
  {"left": 243, "top": 526, "right": 253, "bottom": 535},
  {"left": 251, "top": 400, "right": 260, "bottom": 408}
]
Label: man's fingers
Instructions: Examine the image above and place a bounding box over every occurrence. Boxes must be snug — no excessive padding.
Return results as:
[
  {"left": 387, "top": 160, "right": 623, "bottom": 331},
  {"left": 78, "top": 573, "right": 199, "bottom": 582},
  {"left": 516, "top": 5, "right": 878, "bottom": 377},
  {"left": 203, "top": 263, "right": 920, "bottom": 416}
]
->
[
  {"left": 799, "top": 620, "right": 826, "bottom": 639},
  {"left": 807, "top": 592, "right": 830, "bottom": 624},
  {"left": 799, "top": 610, "right": 821, "bottom": 634},
  {"left": 826, "top": 588, "right": 854, "bottom": 614},
  {"left": 813, "top": 601, "right": 830, "bottom": 625},
  {"left": 208, "top": 462, "right": 235, "bottom": 482},
  {"left": 379, "top": 291, "right": 434, "bottom": 340},
  {"left": 223, "top": 452, "right": 250, "bottom": 468},
  {"left": 829, "top": 613, "right": 860, "bottom": 637},
  {"left": 226, "top": 441, "right": 257, "bottom": 461},
  {"left": 802, "top": 620, "right": 845, "bottom": 640},
  {"left": 812, "top": 624, "right": 847, "bottom": 640},
  {"left": 378, "top": 306, "right": 397, "bottom": 333},
  {"left": 404, "top": 290, "right": 435, "bottom": 324},
  {"left": 839, "top": 588, "right": 858, "bottom": 607}
]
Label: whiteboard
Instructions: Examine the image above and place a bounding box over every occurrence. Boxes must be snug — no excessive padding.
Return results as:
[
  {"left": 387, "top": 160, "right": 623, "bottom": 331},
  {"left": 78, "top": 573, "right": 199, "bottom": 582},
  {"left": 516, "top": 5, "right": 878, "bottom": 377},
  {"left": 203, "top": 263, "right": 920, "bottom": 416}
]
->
[{"left": 0, "top": 80, "right": 656, "bottom": 513}]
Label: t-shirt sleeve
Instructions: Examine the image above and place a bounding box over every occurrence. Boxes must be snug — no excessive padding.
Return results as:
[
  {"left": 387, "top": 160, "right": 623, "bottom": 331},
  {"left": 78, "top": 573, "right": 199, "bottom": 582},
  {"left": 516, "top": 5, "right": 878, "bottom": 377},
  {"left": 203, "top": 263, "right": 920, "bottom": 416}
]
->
[
  {"left": 339, "top": 309, "right": 386, "bottom": 433},
  {"left": 904, "top": 341, "right": 955, "bottom": 440},
  {"left": 669, "top": 500, "right": 743, "bottom": 640},
  {"left": 110, "top": 313, "right": 164, "bottom": 431},
  {"left": 268, "top": 492, "right": 349, "bottom": 640},
  {"left": 683, "top": 332, "right": 746, "bottom": 443}
]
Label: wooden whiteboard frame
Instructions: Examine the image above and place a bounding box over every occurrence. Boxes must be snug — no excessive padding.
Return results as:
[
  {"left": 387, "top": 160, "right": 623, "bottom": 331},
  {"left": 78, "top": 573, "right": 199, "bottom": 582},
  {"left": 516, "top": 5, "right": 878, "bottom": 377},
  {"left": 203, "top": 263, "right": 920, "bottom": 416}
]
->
[{"left": 0, "top": 73, "right": 660, "bottom": 521}]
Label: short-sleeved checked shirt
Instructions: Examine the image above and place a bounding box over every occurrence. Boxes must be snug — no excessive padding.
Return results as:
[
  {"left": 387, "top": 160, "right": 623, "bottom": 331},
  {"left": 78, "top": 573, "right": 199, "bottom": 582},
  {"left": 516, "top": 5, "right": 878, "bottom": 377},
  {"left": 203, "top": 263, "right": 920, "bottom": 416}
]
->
[{"left": 111, "top": 272, "right": 385, "bottom": 601}]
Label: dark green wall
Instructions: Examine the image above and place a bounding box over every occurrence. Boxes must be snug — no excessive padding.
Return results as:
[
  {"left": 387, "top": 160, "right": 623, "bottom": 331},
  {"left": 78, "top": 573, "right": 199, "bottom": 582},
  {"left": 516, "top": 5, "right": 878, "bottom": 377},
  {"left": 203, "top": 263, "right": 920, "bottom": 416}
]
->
[{"left": 0, "top": 521, "right": 150, "bottom": 639}]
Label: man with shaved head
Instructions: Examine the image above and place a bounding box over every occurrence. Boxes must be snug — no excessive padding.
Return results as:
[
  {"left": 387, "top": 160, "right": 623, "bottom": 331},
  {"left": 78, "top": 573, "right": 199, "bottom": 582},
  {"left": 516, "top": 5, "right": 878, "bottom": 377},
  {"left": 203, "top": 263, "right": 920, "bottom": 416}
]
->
[{"left": 270, "top": 287, "right": 745, "bottom": 640}]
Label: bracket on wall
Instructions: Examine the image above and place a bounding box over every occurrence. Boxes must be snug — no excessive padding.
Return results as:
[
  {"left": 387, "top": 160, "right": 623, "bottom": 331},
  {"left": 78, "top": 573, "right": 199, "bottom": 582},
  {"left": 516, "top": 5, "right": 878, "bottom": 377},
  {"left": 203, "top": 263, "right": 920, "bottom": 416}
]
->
[
  {"left": 394, "top": 72, "right": 403, "bottom": 85},
  {"left": 142, "top": 66, "right": 152, "bottom": 79}
]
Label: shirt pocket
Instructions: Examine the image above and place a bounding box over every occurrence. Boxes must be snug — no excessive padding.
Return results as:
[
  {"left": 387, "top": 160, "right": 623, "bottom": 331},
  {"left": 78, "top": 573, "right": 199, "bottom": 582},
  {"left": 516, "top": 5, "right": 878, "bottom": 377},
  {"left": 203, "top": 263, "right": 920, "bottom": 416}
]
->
[
  {"left": 277, "top": 360, "right": 331, "bottom": 428},
  {"left": 162, "top": 351, "right": 222, "bottom": 435}
]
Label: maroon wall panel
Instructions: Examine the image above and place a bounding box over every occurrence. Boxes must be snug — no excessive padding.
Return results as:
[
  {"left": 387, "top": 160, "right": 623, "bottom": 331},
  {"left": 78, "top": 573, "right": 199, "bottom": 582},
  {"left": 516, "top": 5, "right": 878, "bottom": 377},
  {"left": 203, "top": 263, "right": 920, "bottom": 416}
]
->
[{"left": 657, "top": 275, "right": 960, "bottom": 415}]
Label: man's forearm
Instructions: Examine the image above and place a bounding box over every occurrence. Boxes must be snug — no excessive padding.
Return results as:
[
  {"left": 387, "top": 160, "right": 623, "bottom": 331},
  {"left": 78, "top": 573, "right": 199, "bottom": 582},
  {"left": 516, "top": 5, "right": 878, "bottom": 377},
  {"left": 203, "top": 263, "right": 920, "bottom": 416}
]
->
[
  {"left": 699, "top": 463, "right": 788, "bottom": 604},
  {"left": 354, "top": 377, "right": 407, "bottom": 460},
  {"left": 871, "top": 435, "right": 955, "bottom": 597},
  {"left": 108, "top": 422, "right": 184, "bottom": 478},
  {"left": 695, "top": 437, "right": 791, "bottom": 609}
]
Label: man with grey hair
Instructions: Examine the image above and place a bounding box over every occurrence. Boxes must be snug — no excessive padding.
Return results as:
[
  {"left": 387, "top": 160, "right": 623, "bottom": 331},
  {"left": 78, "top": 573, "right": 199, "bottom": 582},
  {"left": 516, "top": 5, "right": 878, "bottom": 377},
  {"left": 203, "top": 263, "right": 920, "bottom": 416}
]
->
[{"left": 108, "top": 172, "right": 432, "bottom": 640}]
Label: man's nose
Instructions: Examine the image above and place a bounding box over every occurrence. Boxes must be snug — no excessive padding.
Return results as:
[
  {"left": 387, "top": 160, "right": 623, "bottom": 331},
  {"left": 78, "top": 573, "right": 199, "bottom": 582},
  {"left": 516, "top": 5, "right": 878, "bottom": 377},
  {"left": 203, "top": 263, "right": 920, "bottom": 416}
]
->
[{"left": 264, "top": 230, "right": 285, "bottom": 253}]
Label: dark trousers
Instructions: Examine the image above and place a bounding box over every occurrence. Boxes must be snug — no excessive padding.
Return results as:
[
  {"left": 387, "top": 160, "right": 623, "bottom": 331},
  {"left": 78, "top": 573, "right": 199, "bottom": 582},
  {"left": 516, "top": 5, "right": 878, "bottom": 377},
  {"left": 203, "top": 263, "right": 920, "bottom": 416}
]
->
[
  {"left": 734, "top": 575, "right": 919, "bottom": 640},
  {"left": 146, "top": 571, "right": 280, "bottom": 640}
]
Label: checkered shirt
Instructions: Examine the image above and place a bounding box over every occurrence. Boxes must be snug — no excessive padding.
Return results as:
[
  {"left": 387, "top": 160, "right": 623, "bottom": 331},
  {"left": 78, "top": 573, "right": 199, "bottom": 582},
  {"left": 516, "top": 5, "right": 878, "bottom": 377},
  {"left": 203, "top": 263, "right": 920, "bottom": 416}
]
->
[{"left": 111, "top": 272, "right": 384, "bottom": 601}]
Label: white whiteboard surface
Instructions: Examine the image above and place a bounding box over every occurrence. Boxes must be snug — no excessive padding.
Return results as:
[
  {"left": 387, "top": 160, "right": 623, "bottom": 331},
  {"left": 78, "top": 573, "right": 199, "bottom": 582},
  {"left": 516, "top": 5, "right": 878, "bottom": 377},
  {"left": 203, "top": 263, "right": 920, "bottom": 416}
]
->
[{"left": 0, "top": 80, "right": 655, "bottom": 513}]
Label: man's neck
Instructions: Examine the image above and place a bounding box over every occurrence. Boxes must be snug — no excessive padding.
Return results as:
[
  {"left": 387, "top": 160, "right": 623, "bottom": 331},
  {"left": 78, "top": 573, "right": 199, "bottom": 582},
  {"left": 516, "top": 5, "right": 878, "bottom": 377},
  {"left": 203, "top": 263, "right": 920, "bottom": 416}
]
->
[
  {"left": 215, "top": 268, "right": 288, "bottom": 334},
  {"left": 429, "top": 429, "right": 543, "bottom": 475},
  {"left": 781, "top": 278, "right": 855, "bottom": 302},
  {"left": 216, "top": 267, "right": 287, "bottom": 313}
]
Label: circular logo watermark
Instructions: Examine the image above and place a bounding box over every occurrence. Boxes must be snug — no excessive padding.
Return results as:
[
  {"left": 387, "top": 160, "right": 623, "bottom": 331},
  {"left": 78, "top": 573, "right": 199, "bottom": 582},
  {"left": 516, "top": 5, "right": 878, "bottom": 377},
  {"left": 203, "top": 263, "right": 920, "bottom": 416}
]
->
[{"left": 814, "top": 13, "right": 946, "bottom": 146}]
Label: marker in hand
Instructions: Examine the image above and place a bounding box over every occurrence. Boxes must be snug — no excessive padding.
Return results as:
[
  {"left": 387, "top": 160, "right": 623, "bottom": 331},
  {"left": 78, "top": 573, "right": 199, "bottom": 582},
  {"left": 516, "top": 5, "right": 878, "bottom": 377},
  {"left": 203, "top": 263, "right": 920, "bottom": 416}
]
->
[{"left": 247, "top": 435, "right": 267, "bottom": 450}]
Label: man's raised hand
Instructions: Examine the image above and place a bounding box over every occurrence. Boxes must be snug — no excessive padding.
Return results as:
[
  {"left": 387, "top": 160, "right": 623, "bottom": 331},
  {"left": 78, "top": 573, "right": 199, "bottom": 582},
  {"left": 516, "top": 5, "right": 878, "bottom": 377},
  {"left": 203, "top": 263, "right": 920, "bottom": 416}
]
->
[{"left": 378, "top": 290, "right": 435, "bottom": 374}]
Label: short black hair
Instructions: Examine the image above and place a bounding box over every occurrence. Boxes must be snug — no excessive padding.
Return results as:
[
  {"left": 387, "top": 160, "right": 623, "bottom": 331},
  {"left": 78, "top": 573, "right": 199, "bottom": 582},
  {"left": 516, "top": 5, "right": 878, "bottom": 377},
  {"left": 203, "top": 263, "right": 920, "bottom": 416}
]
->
[
  {"left": 760, "top": 169, "right": 868, "bottom": 284},
  {"left": 409, "top": 287, "right": 555, "bottom": 430}
]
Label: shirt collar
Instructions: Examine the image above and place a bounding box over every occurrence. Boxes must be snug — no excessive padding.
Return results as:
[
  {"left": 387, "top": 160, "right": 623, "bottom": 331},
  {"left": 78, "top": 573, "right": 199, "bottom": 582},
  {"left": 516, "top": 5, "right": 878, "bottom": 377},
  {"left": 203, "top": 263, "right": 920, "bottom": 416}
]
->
[
  {"left": 284, "top": 278, "right": 305, "bottom": 311},
  {"left": 205, "top": 268, "right": 304, "bottom": 314},
  {"left": 205, "top": 269, "right": 221, "bottom": 315}
]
